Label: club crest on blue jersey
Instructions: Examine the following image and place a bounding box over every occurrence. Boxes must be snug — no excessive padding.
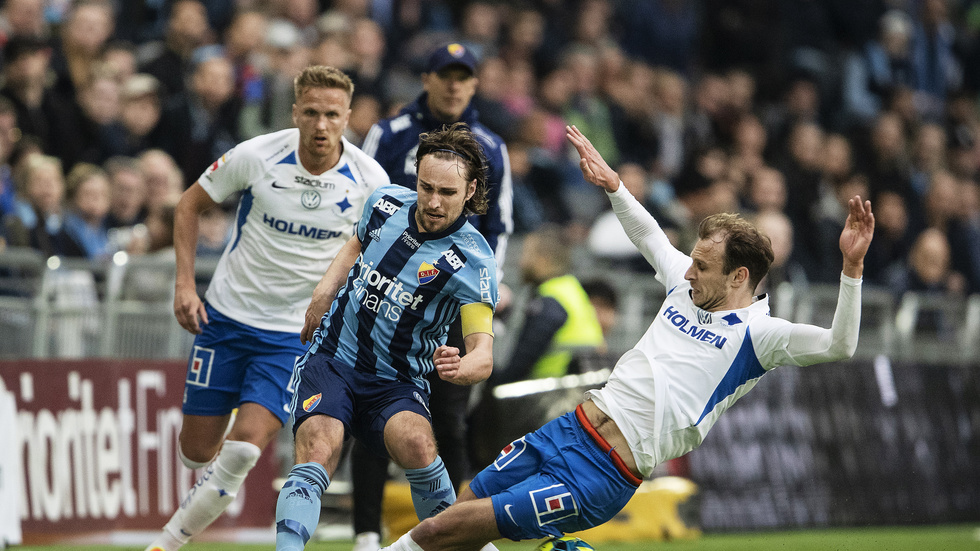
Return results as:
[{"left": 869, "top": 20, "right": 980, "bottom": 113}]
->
[
  {"left": 493, "top": 437, "right": 527, "bottom": 470},
  {"left": 418, "top": 262, "right": 440, "bottom": 284},
  {"left": 301, "top": 190, "right": 321, "bottom": 209},
  {"left": 303, "top": 393, "right": 321, "bottom": 412},
  {"left": 531, "top": 484, "right": 579, "bottom": 527}
]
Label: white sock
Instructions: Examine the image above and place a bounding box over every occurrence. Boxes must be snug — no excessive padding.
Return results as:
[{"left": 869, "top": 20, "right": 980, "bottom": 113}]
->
[
  {"left": 383, "top": 531, "right": 424, "bottom": 551},
  {"left": 144, "top": 440, "right": 261, "bottom": 551},
  {"left": 178, "top": 445, "right": 210, "bottom": 470}
]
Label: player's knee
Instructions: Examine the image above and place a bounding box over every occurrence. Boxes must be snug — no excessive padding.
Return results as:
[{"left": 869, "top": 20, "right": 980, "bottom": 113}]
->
[
  {"left": 390, "top": 433, "right": 438, "bottom": 469},
  {"left": 412, "top": 514, "right": 455, "bottom": 542}
]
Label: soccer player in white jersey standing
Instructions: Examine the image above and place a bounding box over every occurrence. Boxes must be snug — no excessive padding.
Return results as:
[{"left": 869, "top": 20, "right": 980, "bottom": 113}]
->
[
  {"left": 144, "top": 66, "right": 390, "bottom": 551},
  {"left": 378, "top": 127, "right": 875, "bottom": 551}
]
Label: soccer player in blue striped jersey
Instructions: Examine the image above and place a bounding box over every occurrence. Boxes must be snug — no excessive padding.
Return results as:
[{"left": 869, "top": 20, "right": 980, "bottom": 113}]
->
[{"left": 275, "top": 123, "right": 500, "bottom": 551}]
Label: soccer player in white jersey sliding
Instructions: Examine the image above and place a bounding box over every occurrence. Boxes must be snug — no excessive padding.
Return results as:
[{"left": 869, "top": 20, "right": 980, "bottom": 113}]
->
[
  {"left": 144, "top": 66, "right": 390, "bottom": 551},
  {"left": 379, "top": 126, "right": 875, "bottom": 551}
]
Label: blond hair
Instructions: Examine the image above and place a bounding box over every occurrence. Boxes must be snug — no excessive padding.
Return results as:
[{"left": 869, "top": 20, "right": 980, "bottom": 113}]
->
[{"left": 294, "top": 65, "right": 354, "bottom": 101}]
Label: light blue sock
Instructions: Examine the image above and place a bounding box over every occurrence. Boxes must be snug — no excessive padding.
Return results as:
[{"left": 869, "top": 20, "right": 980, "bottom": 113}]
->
[
  {"left": 404, "top": 455, "right": 456, "bottom": 520},
  {"left": 275, "top": 462, "right": 329, "bottom": 551}
]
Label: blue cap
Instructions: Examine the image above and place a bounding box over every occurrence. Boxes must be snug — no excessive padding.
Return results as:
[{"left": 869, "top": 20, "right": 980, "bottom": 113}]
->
[{"left": 425, "top": 43, "right": 478, "bottom": 75}]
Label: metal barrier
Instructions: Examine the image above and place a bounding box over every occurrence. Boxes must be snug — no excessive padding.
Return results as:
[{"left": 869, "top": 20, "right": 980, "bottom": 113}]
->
[{"left": 2, "top": 246, "right": 979, "bottom": 364}]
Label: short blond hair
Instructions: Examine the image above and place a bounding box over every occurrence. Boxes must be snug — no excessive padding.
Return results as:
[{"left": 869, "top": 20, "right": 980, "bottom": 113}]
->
[{"left": 294, "top": 65, "right": 354, "bottom": 101}]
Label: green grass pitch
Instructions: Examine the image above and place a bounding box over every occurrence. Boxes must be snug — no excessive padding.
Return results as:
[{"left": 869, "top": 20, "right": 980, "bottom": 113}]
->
[{"left": 11, "top": 524, "right": 980, "bottom": 551}]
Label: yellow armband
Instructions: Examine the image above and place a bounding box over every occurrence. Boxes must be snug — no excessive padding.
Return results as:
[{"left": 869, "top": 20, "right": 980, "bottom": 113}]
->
[{"left": 460, "top": 302, "right": 494, "bottom": 337}]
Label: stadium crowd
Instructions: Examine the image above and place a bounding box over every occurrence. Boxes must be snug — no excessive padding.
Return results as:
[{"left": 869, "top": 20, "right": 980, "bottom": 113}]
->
[{"left": 1, "top": 0, "right": 980, "bottom": 302}]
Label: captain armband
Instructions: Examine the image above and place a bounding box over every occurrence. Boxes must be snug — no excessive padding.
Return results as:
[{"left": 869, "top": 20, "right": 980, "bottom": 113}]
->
[{"left": 460, "top": 302, "right": 494, "bottom": 337}]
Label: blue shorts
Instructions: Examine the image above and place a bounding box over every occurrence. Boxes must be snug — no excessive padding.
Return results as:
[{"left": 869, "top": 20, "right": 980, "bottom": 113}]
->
[
  {"left": 290, "top": 348, "right": 431, "bottom": 458},
  {"left": 468, "top": 409, "right": 638, "bottom": 541},
  {"left": 182, "top": 304, "right": 305, "bottom": 424}
]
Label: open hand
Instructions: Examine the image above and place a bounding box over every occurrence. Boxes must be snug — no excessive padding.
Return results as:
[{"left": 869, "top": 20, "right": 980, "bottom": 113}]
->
[
  {"left": 839, "top": 195, "right": 875, "bottom": 278},
  {"left": 566, "top": 125, "right": 620, "bottom": 192}
]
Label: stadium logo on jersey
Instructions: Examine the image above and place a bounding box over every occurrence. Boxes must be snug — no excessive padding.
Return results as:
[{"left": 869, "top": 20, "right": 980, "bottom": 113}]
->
[
  {"left": 301, "top": 190, "right": 321, "bottom": 209},
  {"left": 493, "top": 437, "right": 527, "bottom": 470},
  {"left": 418, "top": 262, "right": 440, "bottom": 284},
  {"left": 530, "top": 484, "right": 579, "bottom": 527},
  {"left": 294, "top": 175, "right": 335, "bottom": 190},
  {"left": 480, "top": 267, "right": 493, "bottom": 304},
  {"left": 663, "top": 305, "right": 728, "bottom": 349},
  {"left": 303, "top": 393, "right": 322, "bottom": 412}
]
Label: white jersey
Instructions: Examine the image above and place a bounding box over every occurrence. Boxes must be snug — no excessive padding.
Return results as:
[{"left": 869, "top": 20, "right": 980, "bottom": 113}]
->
[
  {"left": 198, "top": 129, "right": 389, "bottom": 332},
  {"left": 588, "top": 185, "right": 862, "bottom": 477}
]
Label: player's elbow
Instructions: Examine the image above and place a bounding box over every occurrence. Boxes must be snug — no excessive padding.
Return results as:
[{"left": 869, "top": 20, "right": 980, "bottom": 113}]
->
[{"left": 827, "top": 336, "right": 858, "bottom": 361}]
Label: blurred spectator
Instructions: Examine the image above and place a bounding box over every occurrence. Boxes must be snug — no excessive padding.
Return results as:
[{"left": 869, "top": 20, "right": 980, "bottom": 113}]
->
[
  {"left": 138, "top": 0, "right": 212, "bottom": 100},
  {"left": 223, "top": 9, "right": 268, "bottom": 102},
  {"left": 128, "top": 202, "right": 175, "bottom": 256},
  {"left": 49, "top": 0, "right": 115, "bottom": 109},
  {"left": 119, "top": 73, "right": 168, "bottom": 156},
  {"left": 0, "top": 97, "right": 20, "bottom": 217},
  {"left": 2, "top": 154, "right": 85, "bottom": 257},
  {"left": 581, "top": 278, "right": 619, "bottom": 343},
  {"left": 102, "top": 40, "right": 138, "bottom": 83},
  {"left": 493, "top": 225, "right": 605, "bottom": 386},
  {"left": 865, "top": 189, "right": 914, "bottom": 285},
  {"left": 617, "top": 0, "right": 698, "bottom": 75},
  {"left": 164, "top": 53, "right": 239, "bottom": 185},
  {"left": 138, "top": 149, "right": 184, "bottom": 209},
  {"left": 0, "top": 0, "right": 49, "bottom": 43},
  {"left": 238, "top": 19, "right": 308, "bottom": 140},
  {"left": 471, "top": 56, "right": 519, "bottom": 141},
  {"left": 63, "top": 163, "right": 111, "bottom": 259},
  {"left": 744, "top": 166, "right": 787, "bottom": 215},
  {"left": 0, "top": 36, "right": 59, "bottom": 150},
  {"left": 344, "top": 94, "right": 381, "bottom": 147},
  {"left": 842, "top": 10, "right": 915, "bottom": 126},
  {"left": 347, "top": 17, "right": 388, "bottom": 101},
  {"left": 103, "top": 155, "right": 147, "bottom": 233},
  {"left": 856, "top": 111, "right": 914, "bottom": 202},
  {"left": 909, "top": 0, "right": 962, "bottom": 120},
  {"left": 909, "top": 123, "right": 947, "bottom": 197},
  {"left": 458, "top": 1, "right": 502, "bottom": 61},
  {"left": 67, "top": 68, "right": 127, "bottom": 165},
  {"left": 888, "top": 226, "right": 964, "bottom": 300},
  {"left": 761, "top": 75, "right": 821, "bottom": 159}
]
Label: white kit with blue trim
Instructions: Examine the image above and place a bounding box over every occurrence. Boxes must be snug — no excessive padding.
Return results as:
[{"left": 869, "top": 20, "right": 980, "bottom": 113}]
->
[
  {"left": 587, "top": 184, "right": 863, "bottom": 478},
  {"left": 197, "top": 128, "right": 390, "bottom": 332}
]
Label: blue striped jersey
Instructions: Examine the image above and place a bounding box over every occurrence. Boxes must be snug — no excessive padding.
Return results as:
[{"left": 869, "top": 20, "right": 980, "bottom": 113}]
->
[{"left": 311, "top": 185, "right": 498, "bottom": 389}]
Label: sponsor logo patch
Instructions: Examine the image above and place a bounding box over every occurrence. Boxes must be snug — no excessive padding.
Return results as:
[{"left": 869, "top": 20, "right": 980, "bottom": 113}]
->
[{"left": 530, "top": 484, "right": 579, "bottom": 527}]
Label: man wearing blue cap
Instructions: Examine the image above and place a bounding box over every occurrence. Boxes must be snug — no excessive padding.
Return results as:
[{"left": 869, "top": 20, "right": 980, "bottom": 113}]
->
[{"left": 355, "top": 43, "right": 513, "bottom": 551}]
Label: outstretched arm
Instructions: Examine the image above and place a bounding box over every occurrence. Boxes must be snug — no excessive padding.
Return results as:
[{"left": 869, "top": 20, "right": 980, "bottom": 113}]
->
[
  {"left": 566, "top": 125, "right": 689, "bottom": 279},
  {"left": 763, "top": 196, "right": 875, "bottom": 366}
]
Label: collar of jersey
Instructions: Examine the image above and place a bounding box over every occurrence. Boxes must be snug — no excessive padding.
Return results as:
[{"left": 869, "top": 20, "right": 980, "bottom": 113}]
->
[{"left": 407, "top": 203, "right": 468, "bottom": 240}]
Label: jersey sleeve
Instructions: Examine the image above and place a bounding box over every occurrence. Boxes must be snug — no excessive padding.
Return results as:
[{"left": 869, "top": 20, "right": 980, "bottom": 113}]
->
[
  {"left": 751, "top": 273, "right": 863, "bottom": 369},
  {"left": 356, "top": 187, "right": 387, "bottom": 242},
  {"left": 197, "top": 144, "right": 263, "bottom": 203},
  {"left": 458, "top": 255, "right": 498, "bottom": 311},
  {"left": 605, "top": 184, "right": 691, "bottom": 289}
]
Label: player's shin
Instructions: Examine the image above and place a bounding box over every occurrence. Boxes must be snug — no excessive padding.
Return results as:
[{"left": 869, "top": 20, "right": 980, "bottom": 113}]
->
[
  {"left": 275, "top": 462, "right": 330, "bottom": 550},
  {"left": 405, "top": 455, "right": 456, "bottom": 520},
  {"left": 145, "top": 440, "right": 261, "bottom": 551}
]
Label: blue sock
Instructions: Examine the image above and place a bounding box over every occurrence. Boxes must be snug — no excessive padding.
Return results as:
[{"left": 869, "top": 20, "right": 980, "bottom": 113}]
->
[
  {"left": 275, "top": 462, "right": 329, "bottom": 551},
  {"left": 404, "top": 455, "right": 456, "bottom": 520}
]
